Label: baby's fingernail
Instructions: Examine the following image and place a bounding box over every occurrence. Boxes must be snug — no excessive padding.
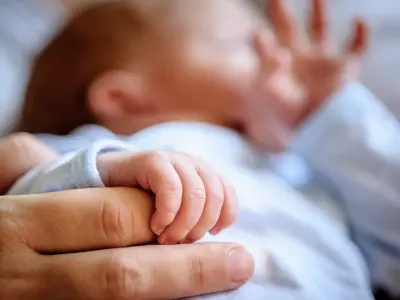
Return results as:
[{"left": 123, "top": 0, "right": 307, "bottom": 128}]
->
[
  {"left": 158, "top": 235, "right": 177, "bottom": 245},
  {"left": 158, "top": 235, "right": 166, "bottom": 245},
  {"left": 151, "top": 219, "right": 163, "bottom": 235},
  {"left": 181, "top": 237, "right": 196, "bottom": 244},
  {"left": 153, "top": 226, "right": 163, "bottom": 236},
  {"left": 227, "top": 248, "right": 254, "bottom": 283},
  {"left": 210, "top": 227, "right": 222, "bottom": 235}
]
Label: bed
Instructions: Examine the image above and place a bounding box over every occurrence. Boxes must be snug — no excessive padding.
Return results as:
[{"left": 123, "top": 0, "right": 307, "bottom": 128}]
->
[{"left": 0, "top": 1, "right": 399, "bottom": 299}]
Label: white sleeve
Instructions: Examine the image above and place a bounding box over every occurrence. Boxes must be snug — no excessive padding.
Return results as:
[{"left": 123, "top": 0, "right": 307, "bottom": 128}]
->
[
  {"left": 7, "top": 140, "right": 135, "bottom": 195},
  {"left": 291, "top": 82, "right": 400, "bottom": 295}
]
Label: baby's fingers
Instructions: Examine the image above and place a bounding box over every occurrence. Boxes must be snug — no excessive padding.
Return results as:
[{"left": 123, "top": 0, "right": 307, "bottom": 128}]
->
[
  {"left": 158, "top": 160, "right": 206, "bottom": 245},
  {"left": 253, "top": 32, "right": 279, "bottom": 72},
  {"left": 210, "top": 178, "right": 239, "bottom": 235},
  {"left": 183, "top": 169, "right": 225, "bottom": 243},
  {"left": 143, "top": 152, "right": 183, "bottom": 236},
  {"left": 347, "top": 18, "right": 368, "bottom": 55},
  {"left": 309, "top": 0, "right": 327, "bottom": 43},
  {"left": 268, "top": 0, "right": 299, "bottom": 49}
]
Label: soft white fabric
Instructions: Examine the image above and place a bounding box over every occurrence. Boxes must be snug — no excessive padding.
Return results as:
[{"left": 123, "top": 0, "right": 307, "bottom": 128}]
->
[
  {"left": 9, "top": 84, "right": 388, "bottom": 299},
  {"left": 8, "top": 126, "right": 372, "bottom": 300}
]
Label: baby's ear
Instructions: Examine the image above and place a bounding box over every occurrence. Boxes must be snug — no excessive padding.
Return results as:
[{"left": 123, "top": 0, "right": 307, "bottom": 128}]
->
[{"left": 87, "top": 70, "right": 149, "bottom": 122}]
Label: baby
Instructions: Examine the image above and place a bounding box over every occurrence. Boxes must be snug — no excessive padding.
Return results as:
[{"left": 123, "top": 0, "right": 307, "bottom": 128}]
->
[{"left": 4, "top": 0, "right": 400, "bottom": 299}]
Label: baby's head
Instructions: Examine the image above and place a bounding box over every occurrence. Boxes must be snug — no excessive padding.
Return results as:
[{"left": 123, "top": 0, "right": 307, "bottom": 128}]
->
[{"left": 20, "top": 0, "right": 299, "bottom": 149}]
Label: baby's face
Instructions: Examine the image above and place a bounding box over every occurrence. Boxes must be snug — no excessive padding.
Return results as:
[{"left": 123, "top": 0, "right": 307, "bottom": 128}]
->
[{"left": 142, "top": 0, "right": 301, "bottom": 150}]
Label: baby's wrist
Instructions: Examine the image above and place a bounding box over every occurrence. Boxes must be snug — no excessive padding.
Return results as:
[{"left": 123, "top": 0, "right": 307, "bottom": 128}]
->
[
  {"left": 96, "top": 152, "right": 125, "bottom": 187},
  {"left": 85, "top": 140, "right": 137, "bottom": 187}
]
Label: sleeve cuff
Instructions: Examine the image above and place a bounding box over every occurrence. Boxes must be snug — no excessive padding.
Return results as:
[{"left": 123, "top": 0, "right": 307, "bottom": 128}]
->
[
  {"left": 290, "top": 82, "right": 379, "bottom": 160},
  {"left": 70, "top": 139, "right": 136, "bottom": 188}
]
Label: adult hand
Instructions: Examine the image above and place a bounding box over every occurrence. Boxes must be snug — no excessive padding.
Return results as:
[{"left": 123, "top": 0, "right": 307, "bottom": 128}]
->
[
  {"left": 0, "top": 133, "right": 59, "bottom": 195},
  {"left": 0, "top": 187, "right": 254, "bottom": 299}
]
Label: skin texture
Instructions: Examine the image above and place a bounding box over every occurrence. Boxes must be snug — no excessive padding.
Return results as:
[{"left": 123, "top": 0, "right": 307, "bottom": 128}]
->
[
  {"left": 1, "top": 0, "right": 369, "bottom": 299},
  {"left": 0, "top": 187, "right": 254, "bottom": 299},
  {"left": 19, "top": 0, "right": 367, "bottom": 151},
  {"left": 97, "top": 151, "right": 239, "bottom": 245},
  {"left": 19, "top": 0, "right": 301, "bottom": 150},
  {"left": 0, "top": 133, "right": 59, "bottom": 195}
]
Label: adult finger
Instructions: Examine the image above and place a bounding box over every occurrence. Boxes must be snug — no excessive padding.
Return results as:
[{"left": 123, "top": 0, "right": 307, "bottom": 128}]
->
[
  {"left": 6, "top": 188, "right": 155, "bottom": 253},
  {"left": 99, "top": 151, "right": 183, "bottom": 236},
  {"left": 0, "top": 133, "right": 59, "bottom": 195},
  {"left": 159, "top": 159, "right": 206, "bottom": 244},
  {"left": 309, "top": 0, "right": 327, "bottom": 43},
  {"left": 347, "top": 18, "right": 368, "bottom": 55},
  {"left": 43, "top": 243, "right": 255, "bottom": 299}
]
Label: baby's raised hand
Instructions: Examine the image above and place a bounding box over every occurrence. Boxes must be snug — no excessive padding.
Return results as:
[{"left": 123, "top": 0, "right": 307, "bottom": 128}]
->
[
  {"left": 267, "top": 0, "right": 368, "bottom": 125},
  {"left": 97, "top": 151, "right": 238, "bottom": 245}
]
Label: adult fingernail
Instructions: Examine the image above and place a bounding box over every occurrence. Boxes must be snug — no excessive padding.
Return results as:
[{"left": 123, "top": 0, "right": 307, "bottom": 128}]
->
[{"left": 227, "top": 248, "right": 254, "bottom": 283}]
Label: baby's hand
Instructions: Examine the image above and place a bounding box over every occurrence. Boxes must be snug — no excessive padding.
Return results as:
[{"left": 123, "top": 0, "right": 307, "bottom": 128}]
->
[
  {"left": 267, "top": 0, "right": 368, "bottom": 125},
  {"left": 97, "top": 151, "right": 238, "bottom": 245}
]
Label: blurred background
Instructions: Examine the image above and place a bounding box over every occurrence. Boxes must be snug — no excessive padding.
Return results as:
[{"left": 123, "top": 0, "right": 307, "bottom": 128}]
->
[{"left": 1, "top": 0, "right": 400, "bottom": 135}]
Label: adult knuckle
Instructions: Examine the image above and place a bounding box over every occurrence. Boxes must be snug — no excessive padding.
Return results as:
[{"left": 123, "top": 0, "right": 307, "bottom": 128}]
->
[
  {"left": 104, "top": 253, "right": 143, "bottom": 300},
  {"left": 0, "top": 207, "right": 9, "bottom": 238},
  {"left": 6, "top": 132, "right": 57, "bottom": 162},
  {"left": 0, "top": 221, "right": 8, "bottom": 250},
  {"left": 100, "top": 198, "right": 132, "bottom": 246},
  {"left": 7, "top": 132, "right": 36, "bottom": 147},
  {"left": 0, "top": 202, "right": 24, "bottom": 247},
  {"left": 189, "top": 254, "right": 207, "bottom": 291},
  {"left": 0, "top": 283, "right": 19, "bottom": 300}
]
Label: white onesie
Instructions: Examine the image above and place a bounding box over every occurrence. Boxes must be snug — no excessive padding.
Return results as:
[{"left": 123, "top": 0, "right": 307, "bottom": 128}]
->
[{"left": 10, "top": 83, "right": 400, "bottom": 299}]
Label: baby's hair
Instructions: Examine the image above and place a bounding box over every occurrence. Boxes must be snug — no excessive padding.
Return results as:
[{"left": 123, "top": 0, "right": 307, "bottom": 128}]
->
[{"left": 18, "top": 2, "right": 150, "bottom": 135}]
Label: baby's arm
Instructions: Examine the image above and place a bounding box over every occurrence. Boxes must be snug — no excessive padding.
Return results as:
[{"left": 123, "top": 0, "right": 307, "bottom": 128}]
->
[
  {"left": 0, "top": 133, "right": 58, "bottom": 195},
  {"left": 291, "top": 82, "right": 400, "bottom": 296},
  {"left": 8, "top": 140, "right": 238, "bottom": 245}
]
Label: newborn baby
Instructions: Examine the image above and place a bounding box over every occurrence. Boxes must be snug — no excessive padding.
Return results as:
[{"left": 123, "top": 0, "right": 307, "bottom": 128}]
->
[{"left": 6, "top": 0, "right": 399, "bottom": 299}]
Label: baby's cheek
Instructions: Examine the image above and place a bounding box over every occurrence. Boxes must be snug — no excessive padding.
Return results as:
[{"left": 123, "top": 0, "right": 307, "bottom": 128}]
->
[
  {"left": 225, "top": 47, "right": 259, "bottom": 87},
  {"left": 210, "top": 50, "right": 259, "bottom": 113}
]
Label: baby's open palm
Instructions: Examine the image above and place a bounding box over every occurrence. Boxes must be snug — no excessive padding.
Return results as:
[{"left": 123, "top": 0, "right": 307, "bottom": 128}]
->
[{"left": 268, "top": 0, "right": 369, "bottom": 125}]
